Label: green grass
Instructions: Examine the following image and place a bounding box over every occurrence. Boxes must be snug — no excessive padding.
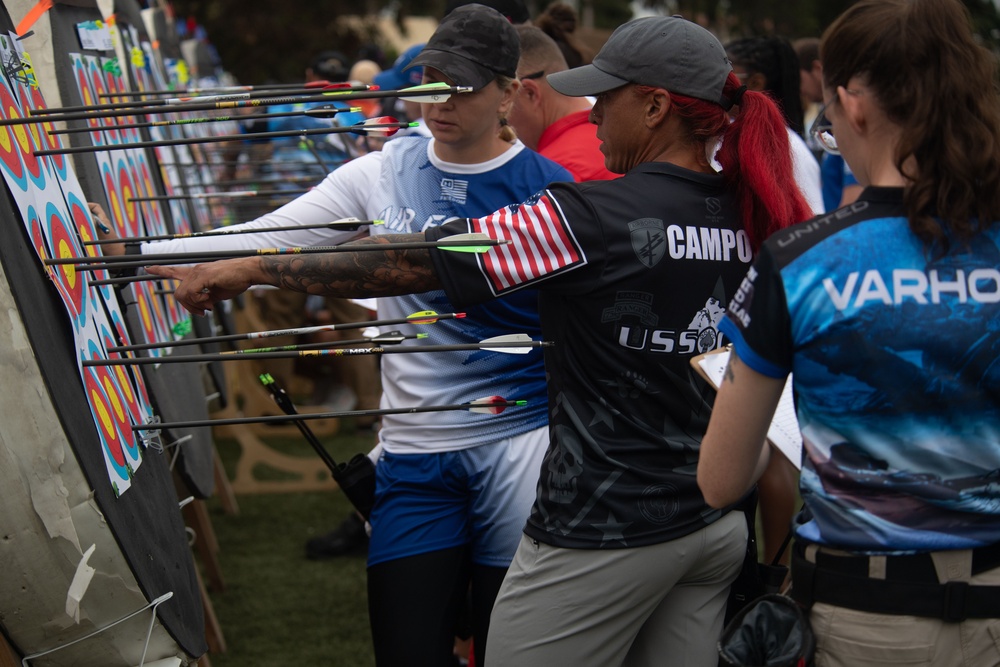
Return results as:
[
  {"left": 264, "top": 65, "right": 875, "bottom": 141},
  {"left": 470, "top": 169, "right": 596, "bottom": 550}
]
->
[{"left": 204, "top": 424, "right": 377, "bottom": 666}]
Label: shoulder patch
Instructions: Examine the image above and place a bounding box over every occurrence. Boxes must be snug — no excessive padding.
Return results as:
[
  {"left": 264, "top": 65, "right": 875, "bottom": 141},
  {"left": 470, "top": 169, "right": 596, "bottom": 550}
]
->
[
  {"left": 471, "top": 192, "right": 585, "bottom": 295},
  {"left": 628, "top": 218, "right": 666, "bottom": 268}
]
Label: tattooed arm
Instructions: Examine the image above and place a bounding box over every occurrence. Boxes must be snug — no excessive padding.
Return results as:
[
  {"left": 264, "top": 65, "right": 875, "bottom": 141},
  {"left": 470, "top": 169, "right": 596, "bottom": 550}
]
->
[
  {"left": 148, "top": 234, "right": 441, "bottom": 316},
  {"left": 696, "top": 350, "right": 785, "bottom": 508}
]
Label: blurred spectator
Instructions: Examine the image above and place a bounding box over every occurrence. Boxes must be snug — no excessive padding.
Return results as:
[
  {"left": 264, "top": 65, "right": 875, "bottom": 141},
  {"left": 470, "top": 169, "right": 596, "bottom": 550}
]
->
[
  {"left": 508, "top": 25, "right": 615, "bottom": 181},
  {"left": 727, "top": 35, "right": 823, "bottom": 215},
  {"left": 444, "top": 0, "right": 530, "bottom": 22},
  {"left": 792, "top": 36, "right": 862, "bottom": 211},
  {"left": 349, "top": 59, "right": 384, "bottom": 119},
  {"left": 534, "top": 2, "right": 593, "bottom": 68},
  {"left": 307, "top": 50, "right": 351, "bottom": 83},
  {"left": 373, "top": 44, "right": 431, "bottom": 137}
]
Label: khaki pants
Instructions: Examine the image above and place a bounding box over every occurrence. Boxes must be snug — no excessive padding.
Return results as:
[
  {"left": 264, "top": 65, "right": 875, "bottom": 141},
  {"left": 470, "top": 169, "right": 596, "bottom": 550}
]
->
[
  {"left": 805, "top": 548, "right": 1000, "bottom": 667},
  {"left": 486, "top": 511, "right": 746, "bottom": 667}
]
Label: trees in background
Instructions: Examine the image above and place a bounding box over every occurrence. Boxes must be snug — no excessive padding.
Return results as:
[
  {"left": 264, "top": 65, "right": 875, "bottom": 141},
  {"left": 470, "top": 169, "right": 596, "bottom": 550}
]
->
[{"left": 170, "top": 0, "right": 1000, "bottom": 85}]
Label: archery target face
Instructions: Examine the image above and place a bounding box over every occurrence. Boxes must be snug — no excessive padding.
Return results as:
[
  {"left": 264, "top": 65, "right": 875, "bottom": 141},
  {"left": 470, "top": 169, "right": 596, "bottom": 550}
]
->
[
  {"left": 82, "top": 361, "right": 132, "bottom": 497},
  {"left": 28, "top": 85, "right": 67, "bottom": 179},
  {"left": 25, "top": 205, "right": 46, "bottom": 261},
  {"left": 99, "top": 320, "right": 143, "bottom": 425},
  {"left": 101, "top": 162, "right": 127, "bottom": 233},
  {"left": 0, "top": 87, "right": 26, "bottom": 191},
  {"left": 45, "top": 201, "right": 87, "bottom": 327},
  {"left": 109, "top": 307, "right": 154, "bottom": 416}
]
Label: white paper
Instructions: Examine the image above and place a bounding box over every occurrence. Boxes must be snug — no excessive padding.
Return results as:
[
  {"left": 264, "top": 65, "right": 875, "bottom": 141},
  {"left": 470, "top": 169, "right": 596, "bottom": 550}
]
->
[
  {"left": 65, "top": 544, "right": 97, "bottom": 622},
  {"left": 76, "top": 22, "right": 114, "bottom": 52},
  {"left": 697, "top": 349, "right": 802, "bottom": 469},
  {"left": 134, "top": 659, "right": 182, "bottom": 667}
]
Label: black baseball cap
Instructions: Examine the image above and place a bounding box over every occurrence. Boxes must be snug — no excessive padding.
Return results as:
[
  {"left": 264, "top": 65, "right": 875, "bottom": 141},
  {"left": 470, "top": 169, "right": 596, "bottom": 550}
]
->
[
  {"left": 548, "top": 16, "right": 733, "bottom": 106},
  {"left": 310, "top": 51, "right": 350, "bottom": 82},
  {"left": 406, "top": 4, "right": 520, "bottom": 91}
]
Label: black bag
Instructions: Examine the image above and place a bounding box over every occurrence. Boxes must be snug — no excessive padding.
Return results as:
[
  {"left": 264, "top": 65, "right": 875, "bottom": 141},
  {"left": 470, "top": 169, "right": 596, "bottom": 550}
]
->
[
  {"left": 718, "top": 594, "right": 815, "bottom": 667},
  {"left": 725, "top": 490, "right": 789, "bottom": 625},
  {"left": 333, "top": 453, "right": 377, "bottom": 520}
]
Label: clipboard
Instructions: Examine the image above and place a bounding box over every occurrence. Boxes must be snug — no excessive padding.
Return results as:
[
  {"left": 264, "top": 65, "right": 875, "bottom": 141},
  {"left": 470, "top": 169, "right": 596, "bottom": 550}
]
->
[{"left": 691, "top": 346, "right": 802, "bottom": 470}]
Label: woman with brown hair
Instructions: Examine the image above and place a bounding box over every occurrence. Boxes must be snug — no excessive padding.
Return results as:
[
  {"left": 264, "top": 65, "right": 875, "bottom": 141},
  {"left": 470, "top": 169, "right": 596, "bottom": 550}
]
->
[{"left": 699, "top": 1, "right": 1000, "bottom": 665}]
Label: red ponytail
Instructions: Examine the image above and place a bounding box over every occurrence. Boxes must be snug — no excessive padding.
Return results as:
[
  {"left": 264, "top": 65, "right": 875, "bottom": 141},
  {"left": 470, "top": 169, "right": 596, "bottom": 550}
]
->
[{"left": 669, "top": 72, "right": 813, "bottom": 251}]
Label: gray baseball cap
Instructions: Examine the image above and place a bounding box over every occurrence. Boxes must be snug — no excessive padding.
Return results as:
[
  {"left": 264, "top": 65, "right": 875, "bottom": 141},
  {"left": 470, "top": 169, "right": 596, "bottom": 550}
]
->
[
  {"left": 547, "top": 16, "right": 733, "bottom": 105},
  {"left": 406, "top": 4, "right": 520, "bottom": 91}
]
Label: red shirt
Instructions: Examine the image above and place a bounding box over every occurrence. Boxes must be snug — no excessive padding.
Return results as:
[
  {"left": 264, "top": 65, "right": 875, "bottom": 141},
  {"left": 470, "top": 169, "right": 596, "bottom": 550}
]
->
[{"left": 537, "top": 110, "right": 619, "bottom": 183}]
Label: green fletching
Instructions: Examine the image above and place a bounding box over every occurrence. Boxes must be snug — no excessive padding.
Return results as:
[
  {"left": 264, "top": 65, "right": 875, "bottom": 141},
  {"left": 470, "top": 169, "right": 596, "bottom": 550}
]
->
[
  {"left": 171, "top": 318, "right": 193, "bottom": 336},
  {"left": 101, "top": 58, "right": 122, "bottom": 76},
  {"left": 437, "top": 245, "right": 494, "bottom": 253}
]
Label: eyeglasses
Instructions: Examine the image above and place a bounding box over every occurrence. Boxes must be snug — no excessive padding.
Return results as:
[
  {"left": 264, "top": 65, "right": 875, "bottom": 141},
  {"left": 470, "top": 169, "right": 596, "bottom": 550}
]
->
[
  {"left": 519, "top": 70, "right": 545, "bottom": 81},
  {"left": 809, "top": 100, "right": 839, "bottom": 155}
]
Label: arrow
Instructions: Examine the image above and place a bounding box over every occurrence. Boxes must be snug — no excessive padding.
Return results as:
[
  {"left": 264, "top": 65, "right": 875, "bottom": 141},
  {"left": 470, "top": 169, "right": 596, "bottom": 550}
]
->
[
  {"left": 132, "top": 394, "right": 528, "bottom": 430},
  {"left": 128, "top": 188, "right": 312, "bottom": 203},
  {"left": 99, "top": 80, "right": 344, "bottom": 98},
  {"left": 33, "top": 82, "right": 368, "bottom": 115},
  {"left": 171, "top": 174, "right": 321, "bottom": 189},
  {"left": 51, "top": 233, "right": 507, "bottom": 271},
  {"left": 217, "top": 330, "right": 425, "bottom": 355},
  {"left": 5, "top": 83, "right": 467, "bottom": 127},
  {"left": 84, "top": 334, "right": 551, "bottom": 367},
  {"left": 83, "top": 218, "right": 382, "bottom": 245},
  {"left": 106, "top": 310, "right": 466, "bottom": 353},
  {"left": 32, "top": 117, "right": 417, "bottom": 157},
  {"left": 88, "top": 274, "right": 172, "bottom": 287},
  {"left": 47, "top": 104, "right": 364, "bottom": 136}
]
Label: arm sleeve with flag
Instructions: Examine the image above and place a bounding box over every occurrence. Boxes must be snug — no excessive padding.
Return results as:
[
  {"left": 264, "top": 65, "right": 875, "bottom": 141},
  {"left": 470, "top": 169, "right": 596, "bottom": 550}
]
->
[{"left": 426, "top": 182, "right": 605, "bottom": 306}]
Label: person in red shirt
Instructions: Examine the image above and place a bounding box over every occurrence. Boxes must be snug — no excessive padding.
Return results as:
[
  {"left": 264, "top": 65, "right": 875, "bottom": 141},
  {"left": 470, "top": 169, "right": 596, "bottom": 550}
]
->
[{"left": 508, "top": 25, "right": 617, "bottom": 182}]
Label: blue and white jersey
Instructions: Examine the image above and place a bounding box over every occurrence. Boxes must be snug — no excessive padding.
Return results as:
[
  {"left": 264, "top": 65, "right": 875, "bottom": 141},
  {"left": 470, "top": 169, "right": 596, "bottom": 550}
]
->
[
  {"left": 721, "top": 187, "right": 1000, "bottom": 553},
  {"left": 145, "top": 136, "right": 572, "bottom": 453}
]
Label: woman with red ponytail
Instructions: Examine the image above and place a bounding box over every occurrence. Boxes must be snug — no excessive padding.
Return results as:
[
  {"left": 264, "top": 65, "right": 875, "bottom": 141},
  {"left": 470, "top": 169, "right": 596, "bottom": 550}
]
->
[{"left": 156, "top": 15, "right": 810, "bottom": 667}]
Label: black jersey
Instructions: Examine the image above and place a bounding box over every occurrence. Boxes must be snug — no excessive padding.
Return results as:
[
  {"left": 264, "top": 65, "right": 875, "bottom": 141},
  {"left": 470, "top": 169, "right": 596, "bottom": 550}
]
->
[{"left": 428, "top": 161, "right": 753, "bottom": 548}]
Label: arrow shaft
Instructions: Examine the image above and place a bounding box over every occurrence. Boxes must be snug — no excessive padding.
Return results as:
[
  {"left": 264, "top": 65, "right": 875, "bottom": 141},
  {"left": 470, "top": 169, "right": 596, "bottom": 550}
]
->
[
  {"left": 14, "top": 86, "right": 462, "bottom": 126},
  {"left": 107, "top": 311, "right": 463, "bottom": 353},
  {"left": 85, "top": 340, "right": 549, "bottom": 366},
  {"left": 233, "top": 334, "right": 409, "bottom": 354},
  {"left": 56, "top": 238, "right": 505, "bottom": 269},
  {"left": 47, "top": 105, "right": 358, "bottom": 136},
  {"left": 100, "top": 81, "right": 336, "bottom": 97},
  {"left": 129, "top": 188, "right": 310, "bottom": 202},
  {"left": 35, "top": 84, "right": 370, "bottom": 115},
  {"left": 34, "top": 123, "right": 411, "bottom": 157},
  {"left": 172, "top": 175, "right": 320, "bottom": 189},
  {"left": 133, "top": 400, "right": 525, "bottom": 430},
  {"left": 83, "top": 220, "right": 376, "bottom": 245},
  {"left": 88, "top": 274, "right": 164, "bottom": 287}
]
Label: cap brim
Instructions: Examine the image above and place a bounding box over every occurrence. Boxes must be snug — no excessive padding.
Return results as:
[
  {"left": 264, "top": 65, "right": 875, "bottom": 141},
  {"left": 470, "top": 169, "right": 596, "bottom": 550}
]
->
[
  {"left": 547, "top": 65, "right": 629, "bottom": 97},
  {"left": 407, "top": 49, "right": 494, "bottom": 91}
]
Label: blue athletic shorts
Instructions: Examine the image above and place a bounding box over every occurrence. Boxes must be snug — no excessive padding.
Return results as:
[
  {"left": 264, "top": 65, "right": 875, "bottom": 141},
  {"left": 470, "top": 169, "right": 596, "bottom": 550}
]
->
[{"left": 367, "top": 427, "right": 548, "bottom": 568}]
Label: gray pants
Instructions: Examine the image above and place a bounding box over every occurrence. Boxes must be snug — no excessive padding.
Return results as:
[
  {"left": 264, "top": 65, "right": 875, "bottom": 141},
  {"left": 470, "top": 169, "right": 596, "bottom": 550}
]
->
[{"left": 486, "top": 510, "right": 746, "bottom": 667}]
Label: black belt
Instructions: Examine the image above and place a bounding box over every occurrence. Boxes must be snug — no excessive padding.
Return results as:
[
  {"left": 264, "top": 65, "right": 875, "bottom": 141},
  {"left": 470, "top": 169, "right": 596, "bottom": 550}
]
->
[{"left": 791, "top": 542, "right": 1000, "bottom": 622}]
